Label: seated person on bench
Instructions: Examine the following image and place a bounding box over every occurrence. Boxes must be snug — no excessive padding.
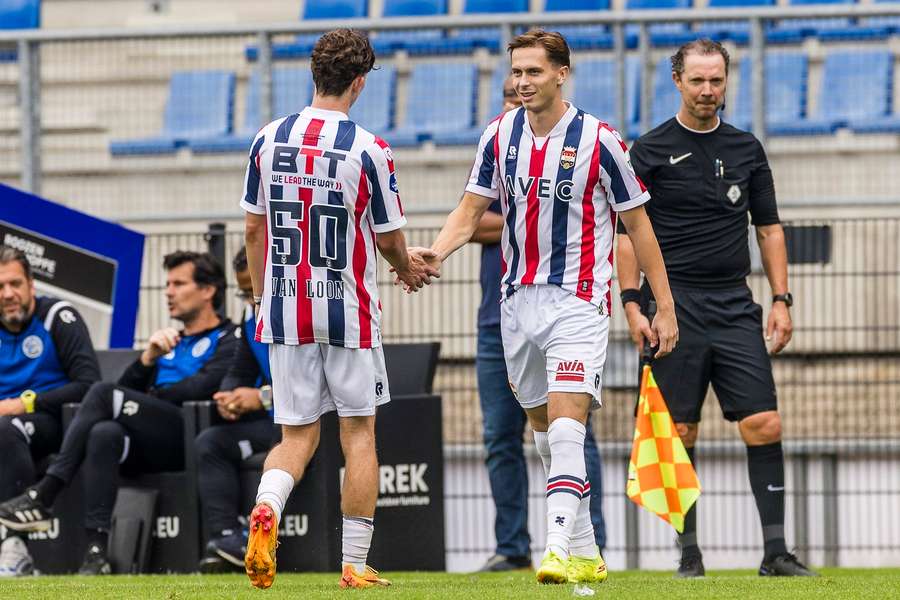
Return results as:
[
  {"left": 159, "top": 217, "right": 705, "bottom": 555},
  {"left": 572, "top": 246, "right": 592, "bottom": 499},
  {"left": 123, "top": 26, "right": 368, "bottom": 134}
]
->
[
  {"left": 0, "top": 245, "right": 101, "bottom": 577},
  {"left": 0, "top": 251, "right": 237, "bottom": 575},
  {"left": 197, "top": 246, "right": 276, "bottom": 572}
]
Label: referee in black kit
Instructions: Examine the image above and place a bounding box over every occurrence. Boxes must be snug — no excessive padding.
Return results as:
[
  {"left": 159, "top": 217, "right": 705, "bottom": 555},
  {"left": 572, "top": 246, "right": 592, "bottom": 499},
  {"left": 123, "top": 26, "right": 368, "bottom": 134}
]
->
[{"left": 616, "top": 39, "right": 817, "bottom": 578}]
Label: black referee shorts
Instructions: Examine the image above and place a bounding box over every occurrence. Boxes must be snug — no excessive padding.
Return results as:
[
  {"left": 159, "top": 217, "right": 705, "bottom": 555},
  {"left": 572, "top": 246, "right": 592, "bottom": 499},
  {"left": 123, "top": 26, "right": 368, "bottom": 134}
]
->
[{"left": 640, "top": 285, "right": 777, "bottom": 424}]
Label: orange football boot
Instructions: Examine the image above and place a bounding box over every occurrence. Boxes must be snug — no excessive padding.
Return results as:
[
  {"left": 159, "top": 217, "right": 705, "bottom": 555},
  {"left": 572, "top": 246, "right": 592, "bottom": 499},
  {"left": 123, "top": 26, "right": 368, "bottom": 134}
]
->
[
  {"left": 245, "top": 503, "right": 278, "bottom": 589},
  {"left": 339, "top": 564, "right": 391, "bottom": 589}
]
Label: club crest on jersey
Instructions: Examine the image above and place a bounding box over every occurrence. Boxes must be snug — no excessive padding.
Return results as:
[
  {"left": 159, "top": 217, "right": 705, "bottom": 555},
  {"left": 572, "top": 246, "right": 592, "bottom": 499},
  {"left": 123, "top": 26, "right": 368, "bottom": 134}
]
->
[
  {"left": 560, "top": 146, "right": 577, "bottom": 170},
  {"left": 727, "top": 184, "right": 742, "bottom": 204},
  {"left": 506, "top": 145, "right": 517, "bottom": 161},
  {"left": 191, "top": 336, "right": 212, "bottom": 358},
  {"left": 22, "top": 335, "right": 43, "bottom": 359}
]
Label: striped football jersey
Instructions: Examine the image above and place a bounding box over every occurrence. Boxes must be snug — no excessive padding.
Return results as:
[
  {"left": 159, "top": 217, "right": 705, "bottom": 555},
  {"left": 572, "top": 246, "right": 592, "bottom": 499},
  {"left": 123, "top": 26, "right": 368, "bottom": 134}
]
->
[
  {"left": 240, "top": 106, "right": 406, "bottom": 348},
  {"left": 466, "top": 104, "right": 649, "bottom": 312}
]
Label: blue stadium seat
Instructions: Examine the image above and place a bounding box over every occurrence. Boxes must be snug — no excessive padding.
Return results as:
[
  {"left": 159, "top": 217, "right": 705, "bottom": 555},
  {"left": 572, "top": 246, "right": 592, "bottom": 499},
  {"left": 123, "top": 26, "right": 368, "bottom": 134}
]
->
[
  {"left": 110, "top": 70, "right": 235, "bottom": 156},
  {"left": 371, "top": 0, "right": 446, "bottom": 55},
  {"left": 624, "top": 0, "right": 695, "bottom": 48},
  {"left": 349, "top": 65, "right": 397, "bottom": 133},
  {"left": 573, "top": 57, "right": 641, "bottom": 137},
  {"left": 730, "top": 53, "right": 807, "bottom": 132},
  {"left": 650, "top": 57, "right": 681, "bottom": 129},
  {"left": 0, "top": 0, "right": 39, "bottom": 29},
  {"left": 767, "top": 0, "right": 859, "bottom": 43},
  {"left": 304, "top": 0, "right": 367, "bottom": 19},
  {"left": 696, "top": 0, "right": 774, "bottom": 45},
  {"left": 386, "top": 62, "right": 479, "bottom": 146},
  {"left": 488, "top": 62, "right": 511, "bottom": 121},
  {"left": 770, "top": 50, "right": 893, "bottom": 136},
  {"left": 446, "top": 0, "right": 529, "bottom": 54},
  {"left": 249, "top": 1, "right": 368, "bottom": 61},
  {"left": 546, "top": 0, "right": 614, "bottom": 50},
  {"left": 191, "top": 68, "right": 312, "bottom": 153},
  {"left": 0, "top": 0, "right": 40, "bottom": 62}
]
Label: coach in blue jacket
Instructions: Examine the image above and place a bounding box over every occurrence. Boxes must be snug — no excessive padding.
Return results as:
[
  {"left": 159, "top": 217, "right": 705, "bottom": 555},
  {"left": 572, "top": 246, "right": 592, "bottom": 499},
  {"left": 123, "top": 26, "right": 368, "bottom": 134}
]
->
[
  {"left": 0, "top": 250, "right": 237, "bottom": 576},
  {"left": 0, "top": 245, "right": 100, "bottom": 577}
]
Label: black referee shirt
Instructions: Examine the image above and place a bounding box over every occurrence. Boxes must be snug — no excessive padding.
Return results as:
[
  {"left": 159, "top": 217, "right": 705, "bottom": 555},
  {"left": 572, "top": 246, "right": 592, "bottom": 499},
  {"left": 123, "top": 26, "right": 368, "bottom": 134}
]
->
[{"left": 619, "top": 116, "right": 779, "bottom": 289}]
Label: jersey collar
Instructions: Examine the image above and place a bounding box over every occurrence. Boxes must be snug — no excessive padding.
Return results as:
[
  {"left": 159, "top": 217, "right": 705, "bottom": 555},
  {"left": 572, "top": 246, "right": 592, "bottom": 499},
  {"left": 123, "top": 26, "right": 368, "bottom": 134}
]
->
[
  {"left": 522, "top": 102, "right": 577, "bottom": 144},
  {"left": 675, "top": 113, "right": 721, "bottom": 134},
  {"left": 301, "top": 106, "right": 349, "bottom": 121}
]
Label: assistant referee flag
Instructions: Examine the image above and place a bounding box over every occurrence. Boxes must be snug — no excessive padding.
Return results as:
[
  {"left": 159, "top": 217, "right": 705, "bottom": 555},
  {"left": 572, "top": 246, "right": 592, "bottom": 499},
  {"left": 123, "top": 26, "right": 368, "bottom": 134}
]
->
[{"left": 627, "top": 364, "right": 700, "bottom": 533}]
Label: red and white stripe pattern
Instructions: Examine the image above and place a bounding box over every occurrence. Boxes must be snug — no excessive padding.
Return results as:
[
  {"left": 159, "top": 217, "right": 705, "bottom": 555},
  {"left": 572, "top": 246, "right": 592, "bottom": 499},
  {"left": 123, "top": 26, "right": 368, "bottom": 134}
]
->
[
  {"left": 547, "top": 474, "right": 591, "bottom": 499},
  {"left": 466, "top": 104, "right": 649, "bottom": 311},
  {"left": 240, "top": 106, "right": 406, "bottom": 348}
]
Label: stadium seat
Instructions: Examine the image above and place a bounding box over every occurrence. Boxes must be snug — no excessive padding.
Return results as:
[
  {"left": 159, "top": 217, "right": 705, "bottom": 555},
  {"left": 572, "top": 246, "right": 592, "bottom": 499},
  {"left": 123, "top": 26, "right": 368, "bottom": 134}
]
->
[
  {"left": 96, "top": 349, "right": 143, "bottom": 382},
  {"left": 572, "top": 56, "right": 641, "bottom": 137},
  {"left": 373, "top": 0, "right": 447, "bottom": 54},
  {"left": 448, "top": 0, "right": 529, "bottom": 54},
  {"left": 248, "top": 0, "right": 368, "bottom": 61},
  {"left": 545, "top": 0, "right": 613, "bottom": 51},
  {"left": 488, "top": 62, "right": 511, "bottom": 120},
  {"left": 650, "top": 57, "right": 681, "bottom": 129},
  {"left": 349, "top": 65, "right": 396, "bottom": 133},
  {"left": 767, "top": 0, "right": 858, "bottom": 44},
  {"left": 190, "top": 68, "right": 312, "bottom": 153},
  {"left": 770, "top": 50, "right": 893, "bottom": 136},
  {"left": 0, "top": 0, "right": 40, "bottom": 62},
  {"left": 110, "top": 70, "right": 235, "bottom": 155},
  {"left": 387, "top": 62, "right": 480, "bottom": 146},
  {"left": 696, "top": 0, "right": 775, "bottom": 45},
  {"left": 0, "top": 0, "right": 39, "bottom": 29},
  {"left": 730, "top": 53, "right": 807, "bottom": 132},
  {"left": 624, "top": 0, "right": 695, "bottom": 48}
]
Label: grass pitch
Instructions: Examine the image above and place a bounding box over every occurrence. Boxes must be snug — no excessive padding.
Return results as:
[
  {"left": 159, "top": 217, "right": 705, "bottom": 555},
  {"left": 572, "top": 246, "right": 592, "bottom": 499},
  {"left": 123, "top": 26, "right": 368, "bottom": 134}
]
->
[{"left": 4, "top": 568, "right": 900, "bottom": 599}]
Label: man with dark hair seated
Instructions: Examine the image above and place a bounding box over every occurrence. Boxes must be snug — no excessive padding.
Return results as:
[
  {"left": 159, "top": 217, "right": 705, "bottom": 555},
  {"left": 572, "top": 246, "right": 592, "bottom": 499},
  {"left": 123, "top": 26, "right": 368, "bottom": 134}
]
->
[
  {"left": 197, "top": 246, "right": 277, "bottom": 572},
  {"left": 0, "top": 251, "right": 238, "bottom": 575},
  {"left": 0, "top": 245, "right": 101, "bottom": 576}
]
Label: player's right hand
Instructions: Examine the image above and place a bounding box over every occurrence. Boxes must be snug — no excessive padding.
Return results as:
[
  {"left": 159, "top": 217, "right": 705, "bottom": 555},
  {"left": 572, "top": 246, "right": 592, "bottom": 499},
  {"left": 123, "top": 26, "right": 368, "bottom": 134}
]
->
[
  {"left": 651, "top": 305, "right": 678, "bottom": 359},
  {"left": 143, "top": 327, "right": 181, "bottom": 364},
  {"left": 392, "top": 247, "right": 442, "bottom": 293}
]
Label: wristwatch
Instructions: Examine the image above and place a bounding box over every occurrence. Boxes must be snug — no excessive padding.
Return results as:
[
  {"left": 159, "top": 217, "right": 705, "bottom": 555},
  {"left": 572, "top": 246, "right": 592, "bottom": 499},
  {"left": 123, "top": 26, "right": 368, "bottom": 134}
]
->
[
  {"left": 20, "top": 390, "right": 36, "bottom": 414},
  {"left": 772, "top": 293, "right": 794, "bottom": 308},
  {"left": 259, "top": 385, "right": 273, "bottom": 411}
]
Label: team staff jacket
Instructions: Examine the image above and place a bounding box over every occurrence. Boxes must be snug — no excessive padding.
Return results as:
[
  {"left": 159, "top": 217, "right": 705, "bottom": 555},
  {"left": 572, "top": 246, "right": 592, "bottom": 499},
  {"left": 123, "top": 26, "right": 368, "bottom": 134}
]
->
[
  {"left": 0, "top": 297, "right": 101, "bottom": 419},
  {"left": 620, "top": 117, "right": 779, "bottom": 289},
  {"left": 220, "top": 305, "right": 272, "bottom": 392},
  {"left": 118, "top": 319, "right": 238, "bottom": 404}
]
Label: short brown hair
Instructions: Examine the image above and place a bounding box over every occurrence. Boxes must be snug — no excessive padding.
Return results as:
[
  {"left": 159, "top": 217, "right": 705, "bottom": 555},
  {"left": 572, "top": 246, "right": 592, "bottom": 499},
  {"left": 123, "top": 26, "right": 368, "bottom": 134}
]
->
[
  {"left": 671, "top": 38, "right": 730, "bottom": 77},
  {"left": 0, "top": 245, "right": 32, "bottom": 280},
  {"left": 508, "top": 28, "right": 570, "bottom": 69},
  {"left": 163, "top": 250, "right": 226, "bottom": 310},
  {"left": 311, "top": 29, "right": 376, "bottom": 97}
]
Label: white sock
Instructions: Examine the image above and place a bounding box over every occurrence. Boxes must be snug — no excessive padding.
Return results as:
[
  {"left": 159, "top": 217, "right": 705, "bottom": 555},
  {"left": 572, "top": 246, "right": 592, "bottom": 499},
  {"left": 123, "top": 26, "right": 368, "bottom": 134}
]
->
[
  {"left": 544, "top": 417, "right": 588, "bottom": 560},
  {"left": 342, "top": 515, "right": 374, "bottom": 573},
  {"left": 256, "top": 468, "right": 295, "bottom": 523},
  {"left": 533, "top": 430, "right": 551, "bottom": 476},
  {"left": 569, "top": 479, "right": 599, "bottom": 558}
]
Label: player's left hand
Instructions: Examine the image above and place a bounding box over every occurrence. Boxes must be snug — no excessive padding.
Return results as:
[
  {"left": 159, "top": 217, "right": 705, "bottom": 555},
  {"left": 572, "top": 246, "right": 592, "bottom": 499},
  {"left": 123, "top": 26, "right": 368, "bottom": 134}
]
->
[
  {"left": 391, "top": 247, "right": 442, "bottom": 293},
  {"left": 766, "top": 302, "right": 793, "bottom": 354}
]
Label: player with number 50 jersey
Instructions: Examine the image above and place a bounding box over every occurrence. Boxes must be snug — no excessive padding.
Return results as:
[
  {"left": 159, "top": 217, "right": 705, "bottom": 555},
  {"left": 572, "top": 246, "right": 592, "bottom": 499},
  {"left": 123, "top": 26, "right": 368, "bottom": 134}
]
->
[{"left": 240, "top": 106, "right": 405, "bottom": 349}]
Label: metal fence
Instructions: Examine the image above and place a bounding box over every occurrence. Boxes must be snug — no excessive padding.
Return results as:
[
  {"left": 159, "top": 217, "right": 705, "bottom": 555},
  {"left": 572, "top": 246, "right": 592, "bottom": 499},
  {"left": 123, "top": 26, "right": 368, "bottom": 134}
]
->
[
  {"left": 4, "top": 5, "right": 900, "bottom": 220},
  {"left": 138, "top": 217, "right": 900, "bottom": 570}
]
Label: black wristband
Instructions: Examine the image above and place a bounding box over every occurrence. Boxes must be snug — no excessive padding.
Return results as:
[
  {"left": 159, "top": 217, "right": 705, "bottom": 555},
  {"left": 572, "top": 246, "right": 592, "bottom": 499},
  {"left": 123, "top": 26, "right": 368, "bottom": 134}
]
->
[{"left": 620, "top": 288, "right": 642, "bottom": 308}]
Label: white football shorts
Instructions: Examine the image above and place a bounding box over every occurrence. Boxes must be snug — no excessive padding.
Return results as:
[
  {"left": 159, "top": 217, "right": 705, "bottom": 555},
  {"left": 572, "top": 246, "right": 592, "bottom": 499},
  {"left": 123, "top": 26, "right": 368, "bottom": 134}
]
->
[
  {"left": 501, "top": 284, "right": 609, "bottom": 410},
  {"left": 269, "top": 343, "right": 390, "bottom": 425}
]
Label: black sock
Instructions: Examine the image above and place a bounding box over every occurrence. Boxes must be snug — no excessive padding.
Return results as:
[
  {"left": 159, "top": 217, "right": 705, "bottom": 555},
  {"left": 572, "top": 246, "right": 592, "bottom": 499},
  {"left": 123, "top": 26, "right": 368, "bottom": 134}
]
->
[
  {"left": 33, "top": 475, "right": 65, "bottom": 508},
  {"left": 678, "top": 446, "right": 701, "bottom": 558},
  {"left": 86, "top": 528, "right": 109, "bottom": 552},
  {"left": 747, "top": 442, "right": 788, "bottom": 560}
]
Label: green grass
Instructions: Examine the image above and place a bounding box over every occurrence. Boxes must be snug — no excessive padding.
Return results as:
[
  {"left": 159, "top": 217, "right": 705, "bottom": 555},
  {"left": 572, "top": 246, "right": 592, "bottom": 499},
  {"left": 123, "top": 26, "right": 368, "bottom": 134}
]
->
[{"left": 5, "top": 568, "right": 900, "bottom": 599}]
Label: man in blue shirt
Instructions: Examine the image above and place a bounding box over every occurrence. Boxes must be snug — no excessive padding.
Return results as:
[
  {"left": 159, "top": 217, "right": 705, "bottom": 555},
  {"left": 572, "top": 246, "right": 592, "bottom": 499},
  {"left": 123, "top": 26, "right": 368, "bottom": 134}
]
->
[
  {"left": 0, "top": 251, "right": 237, "bottom": 575},
  {"left": 0, "top": 245, "right": 100, "bottom": 577},
  {"left": 197, "top": 247, "right": 277, "bottom": 572},
  {"left": 475, "top": 79, "right": 607, "bottom": 572}
]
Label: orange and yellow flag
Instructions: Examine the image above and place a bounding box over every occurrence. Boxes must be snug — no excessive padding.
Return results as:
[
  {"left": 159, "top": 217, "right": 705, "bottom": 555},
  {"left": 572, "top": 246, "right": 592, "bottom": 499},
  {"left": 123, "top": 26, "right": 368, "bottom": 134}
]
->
[{"left": 626, "top": 365, "right": 701, "bottom": 533}]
